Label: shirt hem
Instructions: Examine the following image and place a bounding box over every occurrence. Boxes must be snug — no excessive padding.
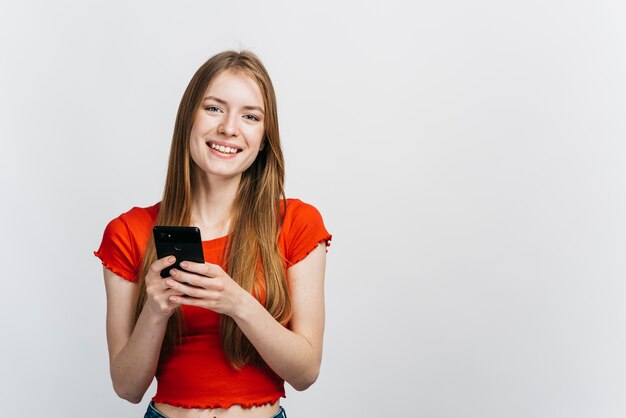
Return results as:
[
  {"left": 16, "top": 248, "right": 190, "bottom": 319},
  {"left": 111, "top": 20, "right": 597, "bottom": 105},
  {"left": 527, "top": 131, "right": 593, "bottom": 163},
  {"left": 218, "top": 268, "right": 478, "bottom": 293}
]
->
[{"left": 151, "top": 393, "right": 284, "bottom": 410}]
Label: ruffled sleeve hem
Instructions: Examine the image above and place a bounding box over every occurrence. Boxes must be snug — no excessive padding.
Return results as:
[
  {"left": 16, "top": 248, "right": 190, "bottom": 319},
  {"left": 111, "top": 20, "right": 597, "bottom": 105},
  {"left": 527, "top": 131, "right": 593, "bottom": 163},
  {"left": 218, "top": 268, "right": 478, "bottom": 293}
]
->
[
  {"left": 94, "top": 250, "right": 136, "bottom": 282},
  {"left": 287, "top": 234, "right": 332, "bottom": 268}
]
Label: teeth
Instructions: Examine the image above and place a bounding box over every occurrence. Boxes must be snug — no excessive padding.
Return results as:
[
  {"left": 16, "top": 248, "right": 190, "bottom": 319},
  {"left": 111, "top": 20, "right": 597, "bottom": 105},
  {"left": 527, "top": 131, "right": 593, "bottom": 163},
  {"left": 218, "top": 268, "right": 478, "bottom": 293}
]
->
[{"left": 209, "top": 143, "right": 238, "bottom": 154}]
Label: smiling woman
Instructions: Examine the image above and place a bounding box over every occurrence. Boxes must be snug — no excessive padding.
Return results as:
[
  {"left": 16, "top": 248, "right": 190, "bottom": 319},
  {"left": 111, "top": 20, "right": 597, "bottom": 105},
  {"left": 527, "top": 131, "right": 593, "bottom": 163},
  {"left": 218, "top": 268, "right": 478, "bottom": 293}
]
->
[
  {"left": 94, "top": 51, "right": 332, "bottom": 418},
  {"left": 189, "top": 71, "right": 266, "bottom": 179}
]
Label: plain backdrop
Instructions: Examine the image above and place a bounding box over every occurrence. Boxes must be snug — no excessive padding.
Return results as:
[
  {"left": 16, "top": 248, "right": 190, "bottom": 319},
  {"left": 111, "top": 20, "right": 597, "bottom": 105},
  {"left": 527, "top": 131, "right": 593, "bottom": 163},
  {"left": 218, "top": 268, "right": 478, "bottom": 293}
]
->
[{"left": 1, "top": 1, "right": 625, "bottom": 417}]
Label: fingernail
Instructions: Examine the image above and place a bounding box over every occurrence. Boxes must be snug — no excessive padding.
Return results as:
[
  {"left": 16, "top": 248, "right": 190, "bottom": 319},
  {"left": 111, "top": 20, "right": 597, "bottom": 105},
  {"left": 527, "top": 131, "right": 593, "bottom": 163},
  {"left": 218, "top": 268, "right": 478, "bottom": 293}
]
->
[
  {"left": 167, "top": 279, "right": 175, "bottom": 286},
  {"left": 168, "top": 256, "right": 175, "bottom": 263},
  {"left": 180, "top": 262, "right": 188, "bottom": 269},
  {"left": 170, "top": 269, "right": 177, "bottom": 276}
]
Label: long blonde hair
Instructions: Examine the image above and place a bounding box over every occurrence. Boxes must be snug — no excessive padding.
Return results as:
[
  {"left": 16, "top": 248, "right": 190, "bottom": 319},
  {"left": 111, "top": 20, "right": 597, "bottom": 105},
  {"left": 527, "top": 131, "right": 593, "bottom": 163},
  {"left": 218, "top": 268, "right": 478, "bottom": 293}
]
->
[{"left": 134, "top": 50, "right": 290, "bottom": 368}]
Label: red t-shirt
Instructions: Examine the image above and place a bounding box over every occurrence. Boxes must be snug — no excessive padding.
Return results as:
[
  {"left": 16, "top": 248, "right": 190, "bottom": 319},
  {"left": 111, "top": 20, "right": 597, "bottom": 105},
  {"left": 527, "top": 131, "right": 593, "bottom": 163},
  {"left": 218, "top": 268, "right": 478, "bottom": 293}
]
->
[{"left": 94, "top": 198, "right": 331, "bottom": 409}]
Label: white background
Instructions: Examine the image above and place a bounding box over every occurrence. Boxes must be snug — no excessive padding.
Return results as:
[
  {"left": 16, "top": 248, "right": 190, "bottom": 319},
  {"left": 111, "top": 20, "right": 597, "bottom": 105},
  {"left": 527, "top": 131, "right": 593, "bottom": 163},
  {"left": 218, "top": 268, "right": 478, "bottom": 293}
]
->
[{"left": 1, "top": 1, "right": 625, "bottom": 417}]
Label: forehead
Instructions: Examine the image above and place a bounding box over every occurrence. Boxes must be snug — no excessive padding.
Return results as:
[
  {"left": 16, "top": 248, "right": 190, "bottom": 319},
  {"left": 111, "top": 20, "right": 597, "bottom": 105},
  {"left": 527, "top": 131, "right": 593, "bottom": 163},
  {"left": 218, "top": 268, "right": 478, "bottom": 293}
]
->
[{"left": 203, "top": 70, "right": 264, "bottom": 108}]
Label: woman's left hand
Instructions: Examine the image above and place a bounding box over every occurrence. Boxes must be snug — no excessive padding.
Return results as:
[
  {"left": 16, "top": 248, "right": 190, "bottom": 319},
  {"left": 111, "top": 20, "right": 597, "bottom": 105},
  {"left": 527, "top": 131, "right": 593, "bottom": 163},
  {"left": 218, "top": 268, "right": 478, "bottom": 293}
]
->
[{"left": 165, "top": 261, "right": 249, "bottom": 317}]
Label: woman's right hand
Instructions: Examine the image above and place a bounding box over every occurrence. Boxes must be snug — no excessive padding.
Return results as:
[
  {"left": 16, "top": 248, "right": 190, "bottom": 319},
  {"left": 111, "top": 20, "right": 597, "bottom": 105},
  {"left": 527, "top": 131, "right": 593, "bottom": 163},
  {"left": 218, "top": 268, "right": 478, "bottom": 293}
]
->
[{"left": 144, "top": 256, "right": 183, "bottom": 318}]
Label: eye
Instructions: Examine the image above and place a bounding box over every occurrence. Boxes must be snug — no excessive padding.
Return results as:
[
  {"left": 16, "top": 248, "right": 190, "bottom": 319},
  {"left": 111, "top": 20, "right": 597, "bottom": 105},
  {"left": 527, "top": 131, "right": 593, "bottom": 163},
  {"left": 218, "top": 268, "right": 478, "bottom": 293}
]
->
[
  {"left": 204, "top": 105, "right": 221, "bottom": 113},
  {"left": 243, "top": 114, "right": 260, "bottom": 121}
]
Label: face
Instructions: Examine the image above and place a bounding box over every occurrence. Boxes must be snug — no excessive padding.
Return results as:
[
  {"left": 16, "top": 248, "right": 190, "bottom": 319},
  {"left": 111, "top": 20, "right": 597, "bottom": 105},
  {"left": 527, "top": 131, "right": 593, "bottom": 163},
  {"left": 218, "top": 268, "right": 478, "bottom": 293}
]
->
[{"left": 189, "top": 69, "right": 265, "bottom": 182}]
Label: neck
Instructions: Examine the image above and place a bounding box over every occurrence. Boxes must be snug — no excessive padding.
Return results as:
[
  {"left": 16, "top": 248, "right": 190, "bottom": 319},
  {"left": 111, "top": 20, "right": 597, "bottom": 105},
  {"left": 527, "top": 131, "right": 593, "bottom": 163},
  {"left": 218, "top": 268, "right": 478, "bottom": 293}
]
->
[{"left": 191, "top": 173, "right": 241, "bottom": 240}]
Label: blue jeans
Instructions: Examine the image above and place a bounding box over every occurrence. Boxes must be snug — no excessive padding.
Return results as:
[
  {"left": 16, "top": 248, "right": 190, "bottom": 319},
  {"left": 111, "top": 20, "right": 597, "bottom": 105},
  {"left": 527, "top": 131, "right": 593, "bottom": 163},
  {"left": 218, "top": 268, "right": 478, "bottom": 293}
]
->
[{"left": 144, "top": 401, "right": 287, "bottom": 418}]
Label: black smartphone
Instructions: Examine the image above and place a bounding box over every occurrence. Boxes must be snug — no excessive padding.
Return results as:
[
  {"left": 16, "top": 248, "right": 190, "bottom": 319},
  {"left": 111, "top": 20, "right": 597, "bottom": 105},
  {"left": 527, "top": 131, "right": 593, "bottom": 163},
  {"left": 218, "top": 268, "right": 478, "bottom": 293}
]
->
[{"left": 153, "top": 226, "right": 204, "bottom": 278}]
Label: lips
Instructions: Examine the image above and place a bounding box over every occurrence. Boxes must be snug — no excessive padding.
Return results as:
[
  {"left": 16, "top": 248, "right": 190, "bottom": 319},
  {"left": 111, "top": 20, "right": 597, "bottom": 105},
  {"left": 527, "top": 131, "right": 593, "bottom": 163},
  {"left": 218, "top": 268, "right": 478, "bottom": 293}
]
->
[{"left": 207, "top": 141, "right": 242, "bottom": 155}]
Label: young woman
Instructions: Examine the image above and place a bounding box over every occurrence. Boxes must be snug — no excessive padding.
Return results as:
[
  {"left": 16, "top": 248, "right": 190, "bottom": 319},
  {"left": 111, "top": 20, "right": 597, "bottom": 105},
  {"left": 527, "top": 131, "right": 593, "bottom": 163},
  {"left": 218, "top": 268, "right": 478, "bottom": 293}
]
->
[{"left": 95, "top": 50, "right": 331, "bottom": 418}]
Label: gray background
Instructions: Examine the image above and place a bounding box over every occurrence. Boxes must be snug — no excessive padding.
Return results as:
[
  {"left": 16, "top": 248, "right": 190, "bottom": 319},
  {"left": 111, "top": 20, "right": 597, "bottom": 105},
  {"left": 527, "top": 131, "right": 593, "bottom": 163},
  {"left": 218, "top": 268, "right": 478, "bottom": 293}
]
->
[{"left": 1, "top": 1, "right": 625, "bottom": 417}]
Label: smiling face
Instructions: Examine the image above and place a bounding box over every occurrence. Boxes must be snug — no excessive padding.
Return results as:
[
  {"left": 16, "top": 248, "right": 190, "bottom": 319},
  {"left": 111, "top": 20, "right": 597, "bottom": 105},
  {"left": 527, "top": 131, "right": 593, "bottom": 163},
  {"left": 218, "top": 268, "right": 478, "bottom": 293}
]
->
[{"left": 189, "top": 69, "right": 266, "bottom": 183}]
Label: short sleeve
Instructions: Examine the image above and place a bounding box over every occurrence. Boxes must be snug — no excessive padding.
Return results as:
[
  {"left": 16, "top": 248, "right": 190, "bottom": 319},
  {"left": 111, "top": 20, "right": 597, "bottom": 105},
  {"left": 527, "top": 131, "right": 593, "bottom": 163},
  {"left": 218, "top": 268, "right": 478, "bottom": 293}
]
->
[
  {"left": 283, "top": 200, "right": 332, "bottom": 268},
  {"left": 94, "top": 216, "right": 138, "bottom": 281}
]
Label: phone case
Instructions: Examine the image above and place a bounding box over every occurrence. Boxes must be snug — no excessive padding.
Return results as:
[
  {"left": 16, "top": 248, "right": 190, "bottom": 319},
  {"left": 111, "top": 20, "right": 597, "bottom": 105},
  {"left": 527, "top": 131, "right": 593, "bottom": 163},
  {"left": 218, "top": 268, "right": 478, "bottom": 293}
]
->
[{"left": 153, "top": 226, "right": 205, "bottom": 278}]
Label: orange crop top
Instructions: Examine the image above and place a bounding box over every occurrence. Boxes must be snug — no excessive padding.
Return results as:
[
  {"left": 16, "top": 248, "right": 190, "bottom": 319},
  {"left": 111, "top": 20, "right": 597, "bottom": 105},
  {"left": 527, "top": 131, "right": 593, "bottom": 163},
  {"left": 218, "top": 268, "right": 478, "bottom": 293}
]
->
[{"left": 94, "top": 198, "right": 331, "bottom": 409}]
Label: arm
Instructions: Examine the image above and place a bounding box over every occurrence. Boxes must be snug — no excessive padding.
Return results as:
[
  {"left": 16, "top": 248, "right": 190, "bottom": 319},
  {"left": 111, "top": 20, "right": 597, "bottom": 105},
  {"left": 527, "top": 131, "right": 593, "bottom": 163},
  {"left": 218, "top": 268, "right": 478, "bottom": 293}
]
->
[
  {"left": 168, "top": 243, "right": 327, "bottom": 390},
  {"left": 103, "top": 256, "right": 181, "bottom": 403},
  {"left": 235, "top": 243, "right": 326, "bottom": 390}
]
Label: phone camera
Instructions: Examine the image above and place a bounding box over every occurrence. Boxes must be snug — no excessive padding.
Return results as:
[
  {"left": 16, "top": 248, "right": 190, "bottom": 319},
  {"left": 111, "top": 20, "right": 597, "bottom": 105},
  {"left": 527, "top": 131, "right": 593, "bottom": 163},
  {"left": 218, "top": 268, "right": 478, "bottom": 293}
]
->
[{"left": 160, "top": 233, "right": 166, "bottom": 239}]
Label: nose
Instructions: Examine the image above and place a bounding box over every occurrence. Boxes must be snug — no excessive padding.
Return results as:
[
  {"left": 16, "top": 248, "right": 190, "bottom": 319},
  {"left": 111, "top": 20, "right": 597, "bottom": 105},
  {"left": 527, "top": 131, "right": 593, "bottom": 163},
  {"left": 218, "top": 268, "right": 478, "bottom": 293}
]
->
[{"left": 217, "top": 113, "right": 238, "bottom": 137}]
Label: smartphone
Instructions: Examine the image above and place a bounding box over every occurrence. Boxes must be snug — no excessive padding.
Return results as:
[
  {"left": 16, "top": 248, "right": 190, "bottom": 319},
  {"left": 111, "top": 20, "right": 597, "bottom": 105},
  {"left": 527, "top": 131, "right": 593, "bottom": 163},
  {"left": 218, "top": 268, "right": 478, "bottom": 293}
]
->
[{"left": 153, "top": 226, "right": 205, "bottom": 278}]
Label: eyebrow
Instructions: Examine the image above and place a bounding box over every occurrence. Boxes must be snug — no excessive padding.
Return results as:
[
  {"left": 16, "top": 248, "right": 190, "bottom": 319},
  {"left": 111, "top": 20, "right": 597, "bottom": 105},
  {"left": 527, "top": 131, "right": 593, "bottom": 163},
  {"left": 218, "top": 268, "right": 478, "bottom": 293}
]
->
[{"left": 203, "top": 95, "right": 265, "bottom": 114}]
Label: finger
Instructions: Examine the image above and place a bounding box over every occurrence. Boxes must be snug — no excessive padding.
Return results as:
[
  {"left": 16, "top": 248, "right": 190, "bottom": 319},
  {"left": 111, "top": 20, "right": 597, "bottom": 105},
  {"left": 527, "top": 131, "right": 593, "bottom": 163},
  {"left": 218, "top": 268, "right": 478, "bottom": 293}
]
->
[
  {"left": 147, "top": 288, "right": 184, "bottom": 313},
  {"left": 180, "top": 261, "right": 223, "bottom": 277},
  {"left": 164, "top": 287, "right": 186, "bottom": 298},
  {"left": 169, "top": 268, "right": 207, "bottom": 287},
  {"left": 171, "top": 269, "right": 226, "bottom": 293},
  {"left": 166, "top": 278, "right": 207, "bottom": 299},
  {"left": 163, "top": 277, "right": 184, "bottom": 292},
  {"left": 149, "top": 256, "right": 177, "bottom": 276},
  {"left": 169, "top": 294, "right": 205, "bottom": 307},
  {"left": 146, "top": 280, "right": 183, "bottom": 300}
]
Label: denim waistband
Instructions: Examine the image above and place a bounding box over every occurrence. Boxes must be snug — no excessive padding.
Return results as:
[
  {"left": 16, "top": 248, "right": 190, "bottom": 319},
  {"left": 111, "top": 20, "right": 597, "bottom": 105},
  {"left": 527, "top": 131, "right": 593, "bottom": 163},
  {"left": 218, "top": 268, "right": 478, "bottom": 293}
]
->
[
  {"left": 144, "top": 402, "right": 167, "bottom": 418},
  {"left": 272, "top": 406, "right": 287, "bottom": 418},
  {"left": 144, "top": 402, "right": 286, "bottom": 418}
]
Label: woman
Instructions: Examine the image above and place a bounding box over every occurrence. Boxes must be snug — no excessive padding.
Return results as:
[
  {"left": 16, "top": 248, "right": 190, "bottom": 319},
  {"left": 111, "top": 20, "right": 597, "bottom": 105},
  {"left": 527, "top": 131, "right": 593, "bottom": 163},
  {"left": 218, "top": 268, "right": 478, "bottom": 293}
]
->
[{"left": 95, "top": 50, "right": 331, "bottom": 418}]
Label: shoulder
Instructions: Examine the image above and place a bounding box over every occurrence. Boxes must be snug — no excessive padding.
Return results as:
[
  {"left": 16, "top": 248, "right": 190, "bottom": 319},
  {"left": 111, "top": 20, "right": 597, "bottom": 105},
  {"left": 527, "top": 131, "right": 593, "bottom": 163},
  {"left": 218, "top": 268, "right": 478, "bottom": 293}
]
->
[
  {"left": 115, "top": 202, "right": 160, "bottom": 230},
  {"left": 107, "top": 202, "right": 160, "bottom": 251},
  {"left": 282, "top": 198, "right": 323, "bottom": 224},
  {"left": 279, "top": 198, "right": 332, "bottom": 267},
  {"left": 95, "top": 203, "right": 160, "bottom": 281}
]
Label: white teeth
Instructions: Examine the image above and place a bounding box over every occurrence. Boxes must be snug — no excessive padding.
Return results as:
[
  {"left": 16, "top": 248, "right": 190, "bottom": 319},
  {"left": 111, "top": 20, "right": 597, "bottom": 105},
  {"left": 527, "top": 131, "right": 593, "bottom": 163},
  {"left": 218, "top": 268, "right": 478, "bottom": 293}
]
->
[{"left": 209, "top": 143, "right": 238, "bottom": 154}]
